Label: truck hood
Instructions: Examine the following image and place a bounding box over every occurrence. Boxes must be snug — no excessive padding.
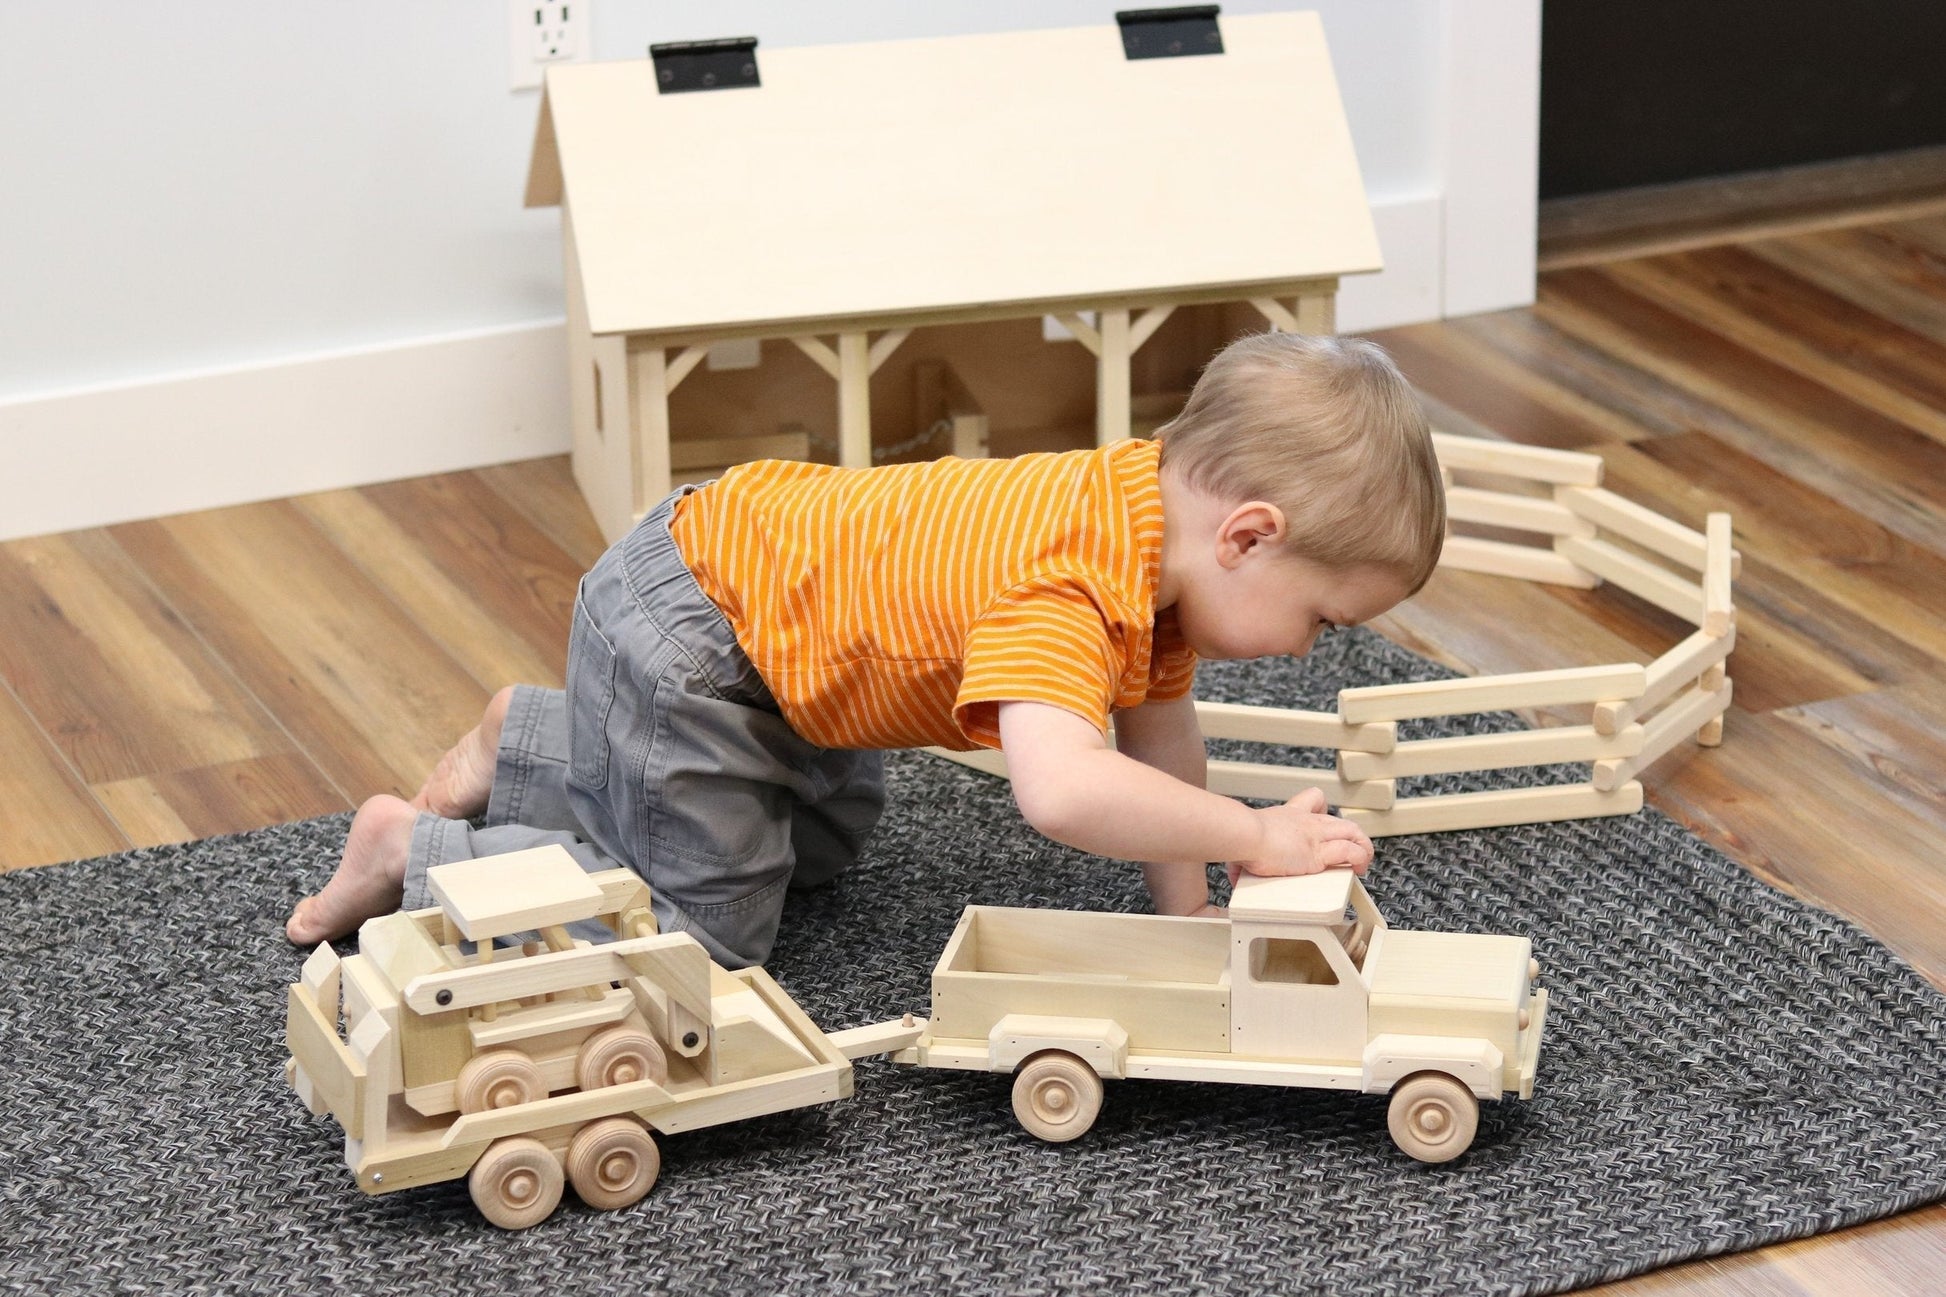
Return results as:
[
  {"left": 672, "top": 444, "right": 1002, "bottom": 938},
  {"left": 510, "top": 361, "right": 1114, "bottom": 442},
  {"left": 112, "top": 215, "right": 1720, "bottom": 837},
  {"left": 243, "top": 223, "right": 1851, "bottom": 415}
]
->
[{"left": 1368, "top": 930, "right": 1530, "bottom": 1008}]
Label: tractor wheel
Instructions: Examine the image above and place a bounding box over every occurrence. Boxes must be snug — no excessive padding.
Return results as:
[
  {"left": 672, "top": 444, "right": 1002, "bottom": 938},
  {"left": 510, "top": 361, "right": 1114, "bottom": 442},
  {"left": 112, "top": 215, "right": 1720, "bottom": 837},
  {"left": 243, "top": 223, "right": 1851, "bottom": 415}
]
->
[
  {"left": 576, "top": 1026, "right": 668, "bottom": 1092},
  {"left": 469, "top": 1137, "right": 564, "bottom": 1229},
  {"left": 1387, "top": 1071, "right": 1479, "bottom": 1163},
  {"left": 1011, "top": 1050, "right": 1103, "bottom": 1143},
  {"left": 566, "top": 1117, "right": 662, "bottom": 1211},
  {"left": 456, "top": 1049, "right": 546, "bottom": 1114}
]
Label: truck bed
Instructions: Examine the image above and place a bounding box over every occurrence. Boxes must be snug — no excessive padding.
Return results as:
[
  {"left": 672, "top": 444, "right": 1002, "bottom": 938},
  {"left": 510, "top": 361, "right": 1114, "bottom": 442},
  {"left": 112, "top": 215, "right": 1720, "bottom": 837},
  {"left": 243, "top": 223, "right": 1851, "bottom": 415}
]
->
[{"left": 928, "top": 907, "right": 1233, "bottom": 1053}]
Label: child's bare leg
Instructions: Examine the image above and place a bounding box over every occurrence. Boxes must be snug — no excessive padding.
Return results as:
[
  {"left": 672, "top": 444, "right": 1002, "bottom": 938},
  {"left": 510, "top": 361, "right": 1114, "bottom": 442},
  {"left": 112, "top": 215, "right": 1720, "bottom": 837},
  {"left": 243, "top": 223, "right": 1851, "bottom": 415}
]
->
[
  {"left": 411, "top": 686, "right": 515, "bottom": 819},
  {"left": 285, "top": 794, "right": 416, "bottom": 945}
]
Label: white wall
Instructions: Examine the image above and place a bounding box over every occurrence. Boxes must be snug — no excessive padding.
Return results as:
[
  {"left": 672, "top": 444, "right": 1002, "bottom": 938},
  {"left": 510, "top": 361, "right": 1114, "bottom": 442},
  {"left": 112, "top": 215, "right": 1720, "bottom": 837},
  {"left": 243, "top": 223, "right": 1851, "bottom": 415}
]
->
[{"left": 0, "top": 1, "right": 1539, "bottom": 540}]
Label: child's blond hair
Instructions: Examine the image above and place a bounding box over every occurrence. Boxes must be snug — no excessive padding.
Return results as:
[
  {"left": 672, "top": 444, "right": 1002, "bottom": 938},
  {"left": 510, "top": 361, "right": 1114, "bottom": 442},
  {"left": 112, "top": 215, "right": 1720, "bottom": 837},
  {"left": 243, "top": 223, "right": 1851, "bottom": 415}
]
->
[{"left": 1155, "top": 332, "right": 1445, "bottom": 594}]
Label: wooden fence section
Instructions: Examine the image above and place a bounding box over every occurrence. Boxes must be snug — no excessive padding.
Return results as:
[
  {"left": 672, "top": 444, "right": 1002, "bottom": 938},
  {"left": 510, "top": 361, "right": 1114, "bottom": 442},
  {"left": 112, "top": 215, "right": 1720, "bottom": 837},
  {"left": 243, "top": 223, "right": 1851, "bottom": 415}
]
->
[{"left": 924, "top": 432, "right": 1736, "bottom": 840}]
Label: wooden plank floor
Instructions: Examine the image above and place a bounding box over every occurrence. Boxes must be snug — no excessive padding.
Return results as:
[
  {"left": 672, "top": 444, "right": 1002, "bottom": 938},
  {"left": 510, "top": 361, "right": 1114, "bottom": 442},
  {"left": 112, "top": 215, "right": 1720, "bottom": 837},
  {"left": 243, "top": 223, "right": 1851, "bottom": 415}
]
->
[{"left": 4, "top": 216, "right": 1944, "bottom": 1294}]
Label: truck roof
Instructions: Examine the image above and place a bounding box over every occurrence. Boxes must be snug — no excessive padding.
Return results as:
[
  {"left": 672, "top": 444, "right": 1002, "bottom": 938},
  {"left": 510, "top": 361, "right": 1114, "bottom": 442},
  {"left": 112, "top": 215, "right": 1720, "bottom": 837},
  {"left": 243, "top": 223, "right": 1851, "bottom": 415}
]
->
[{"left": 1228, "top": 870, "right": 1360, "bottom": 924}]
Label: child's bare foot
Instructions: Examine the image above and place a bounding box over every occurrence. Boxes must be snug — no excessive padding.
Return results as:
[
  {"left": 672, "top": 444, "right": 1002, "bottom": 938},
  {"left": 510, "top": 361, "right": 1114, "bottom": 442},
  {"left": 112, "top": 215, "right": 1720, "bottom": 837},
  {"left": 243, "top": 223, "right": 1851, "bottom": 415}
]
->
[
  {"left": 286, "top": 794, "right": 416, "bottom": 945},
  {"left": 411, "top": 686, "right": 514, "bottom": 819}
]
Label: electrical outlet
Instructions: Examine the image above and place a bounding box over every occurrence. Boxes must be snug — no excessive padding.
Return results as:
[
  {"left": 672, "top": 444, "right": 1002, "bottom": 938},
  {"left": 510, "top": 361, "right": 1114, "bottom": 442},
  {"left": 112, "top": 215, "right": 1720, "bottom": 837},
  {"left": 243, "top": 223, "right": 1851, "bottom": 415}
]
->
[{"left": 508, "top": 0, "right": 589, "bottom": 92}]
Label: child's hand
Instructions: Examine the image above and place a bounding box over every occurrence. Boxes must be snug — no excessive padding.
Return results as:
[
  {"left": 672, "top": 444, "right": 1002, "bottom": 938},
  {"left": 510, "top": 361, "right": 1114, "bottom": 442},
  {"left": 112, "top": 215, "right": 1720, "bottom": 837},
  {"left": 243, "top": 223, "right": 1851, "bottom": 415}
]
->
[{"left": 1226, "top": 787, "right": 1374, "bottom": 884}]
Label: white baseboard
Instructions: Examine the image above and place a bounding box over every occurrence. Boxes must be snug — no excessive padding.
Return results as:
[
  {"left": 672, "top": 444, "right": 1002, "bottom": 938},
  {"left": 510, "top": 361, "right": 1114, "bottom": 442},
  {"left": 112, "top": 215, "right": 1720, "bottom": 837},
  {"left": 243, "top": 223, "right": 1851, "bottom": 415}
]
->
[
  {"left": 0, "top": 194, "right": 1448, "bottom": 543},
  {"left": 0, "top": 321, "right": 571, "bottom": 543}
]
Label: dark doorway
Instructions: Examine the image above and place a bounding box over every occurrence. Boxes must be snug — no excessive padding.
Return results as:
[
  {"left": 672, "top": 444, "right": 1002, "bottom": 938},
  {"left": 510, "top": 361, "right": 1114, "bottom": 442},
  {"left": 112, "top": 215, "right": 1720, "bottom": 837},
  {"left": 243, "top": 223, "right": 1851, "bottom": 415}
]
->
[{"left": 1541, "top": 1, "right": 1946, "bottom": 200}]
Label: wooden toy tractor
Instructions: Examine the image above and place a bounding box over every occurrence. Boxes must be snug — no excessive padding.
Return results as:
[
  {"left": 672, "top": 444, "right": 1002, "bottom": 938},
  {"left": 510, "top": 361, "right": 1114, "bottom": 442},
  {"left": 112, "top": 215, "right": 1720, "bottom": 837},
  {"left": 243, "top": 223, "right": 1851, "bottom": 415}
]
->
[{"left": 285, "top": 847, "right": 852, "bottom": 1228}]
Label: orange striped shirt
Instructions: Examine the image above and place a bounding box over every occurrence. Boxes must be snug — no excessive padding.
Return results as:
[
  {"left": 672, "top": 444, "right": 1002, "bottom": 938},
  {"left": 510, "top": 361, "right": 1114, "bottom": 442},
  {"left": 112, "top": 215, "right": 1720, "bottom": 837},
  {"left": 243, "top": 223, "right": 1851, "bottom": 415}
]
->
[{"left": 668, "top": 439, "right": 1197, "bottom": 751}]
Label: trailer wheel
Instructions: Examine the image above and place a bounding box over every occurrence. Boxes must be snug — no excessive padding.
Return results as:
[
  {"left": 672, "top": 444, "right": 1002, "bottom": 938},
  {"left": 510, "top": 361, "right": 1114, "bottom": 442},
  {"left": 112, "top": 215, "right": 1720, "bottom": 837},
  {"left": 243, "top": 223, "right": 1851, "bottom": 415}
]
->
[
  {"left": 1387, "top": 1071, "right": 1479, "bottom": 1163},
  {"left": 576, "top": 1026, "right": 668, "bottom": 1091},
  {"left": 456, "top": 1049, "right": 546, "bottom": 1114},
  {"left": 566, "top": 1116, "right": 661, "bottom": 1210},
  {"left": 470, "top": 1136, "right": 564, "bottom": 1229},
  {"left": 1012, "top": 1050, "right": 1103, "bottom": 1143}
]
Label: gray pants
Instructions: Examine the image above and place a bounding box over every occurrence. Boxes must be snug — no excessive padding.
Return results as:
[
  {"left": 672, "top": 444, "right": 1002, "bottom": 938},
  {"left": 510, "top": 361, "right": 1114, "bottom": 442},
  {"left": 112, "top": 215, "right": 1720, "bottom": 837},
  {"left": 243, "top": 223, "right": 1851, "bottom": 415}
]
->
[{"left": 400, "top": 487, "right": 885, "bottom": 968}]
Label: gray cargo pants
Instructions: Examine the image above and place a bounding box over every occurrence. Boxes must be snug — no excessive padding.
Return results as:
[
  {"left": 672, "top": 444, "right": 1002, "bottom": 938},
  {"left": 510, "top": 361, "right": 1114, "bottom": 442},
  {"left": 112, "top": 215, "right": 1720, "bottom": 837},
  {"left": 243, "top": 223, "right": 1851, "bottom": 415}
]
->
[{"left": 399, "top": 486, "right": 885, "bottom": 968}]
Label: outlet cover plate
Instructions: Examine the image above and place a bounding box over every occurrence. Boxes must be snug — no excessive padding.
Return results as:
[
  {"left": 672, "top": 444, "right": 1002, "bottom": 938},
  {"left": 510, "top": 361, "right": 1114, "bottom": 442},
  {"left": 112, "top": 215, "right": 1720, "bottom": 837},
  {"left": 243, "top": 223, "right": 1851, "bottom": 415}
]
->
[{"left": 509, "top": 0, "right": 589, "bottom": 92}]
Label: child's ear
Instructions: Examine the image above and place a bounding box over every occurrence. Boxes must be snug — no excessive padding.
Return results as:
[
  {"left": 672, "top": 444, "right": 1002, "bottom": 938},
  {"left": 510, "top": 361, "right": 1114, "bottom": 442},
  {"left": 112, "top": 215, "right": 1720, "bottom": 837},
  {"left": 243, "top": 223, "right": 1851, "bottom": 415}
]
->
[{"left": 1216, "top": 501, "right": 1288, "bottom": 565}]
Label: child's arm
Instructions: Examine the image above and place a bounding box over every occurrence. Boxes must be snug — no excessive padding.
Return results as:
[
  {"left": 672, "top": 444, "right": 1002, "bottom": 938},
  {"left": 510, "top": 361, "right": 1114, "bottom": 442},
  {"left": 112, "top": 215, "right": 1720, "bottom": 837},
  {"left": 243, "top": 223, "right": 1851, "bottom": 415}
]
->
[
  {"left": 1108, "top": 693, "right": 1222, "bottom": 915},
  {"left": 997, "top": 699, "right": 1373, "bottom": 900}
]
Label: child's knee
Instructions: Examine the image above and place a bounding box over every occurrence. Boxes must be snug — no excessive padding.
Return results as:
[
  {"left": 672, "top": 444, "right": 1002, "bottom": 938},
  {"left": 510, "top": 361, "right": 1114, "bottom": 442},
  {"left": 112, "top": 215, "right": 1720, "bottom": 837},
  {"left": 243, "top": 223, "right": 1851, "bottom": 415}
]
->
[{"left": 658, "top": 877, "right": 789, "bottom": 970}]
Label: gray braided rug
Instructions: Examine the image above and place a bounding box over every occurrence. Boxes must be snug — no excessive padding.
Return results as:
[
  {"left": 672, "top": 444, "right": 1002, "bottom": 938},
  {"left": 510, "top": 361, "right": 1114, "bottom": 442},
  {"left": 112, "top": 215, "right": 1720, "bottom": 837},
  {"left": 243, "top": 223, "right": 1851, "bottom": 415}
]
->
[{"left": 3, "top": 629, "right": 1942, "bottom": 1296}]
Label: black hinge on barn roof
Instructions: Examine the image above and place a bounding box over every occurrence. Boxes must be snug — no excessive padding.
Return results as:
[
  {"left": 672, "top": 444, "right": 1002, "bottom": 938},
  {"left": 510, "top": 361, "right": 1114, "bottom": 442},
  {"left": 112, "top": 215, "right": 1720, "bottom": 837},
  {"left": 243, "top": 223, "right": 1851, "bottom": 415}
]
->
[
  {"left": 649, "top": 37, "right": 760, "bottom": 93},
  {"left": 1116, "top": 6, "right": 1223, "bottom": 60}
]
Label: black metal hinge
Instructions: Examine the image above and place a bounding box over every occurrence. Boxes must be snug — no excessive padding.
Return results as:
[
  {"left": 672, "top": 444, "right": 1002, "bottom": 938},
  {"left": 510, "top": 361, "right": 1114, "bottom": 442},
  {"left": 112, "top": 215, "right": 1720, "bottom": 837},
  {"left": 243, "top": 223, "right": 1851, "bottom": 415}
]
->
[
  {"left": 649, "top": 37, "right": 761, "bottom": 93},
  {"left": 1116, "top": 6, "right": 1223, "bottom": 60}
]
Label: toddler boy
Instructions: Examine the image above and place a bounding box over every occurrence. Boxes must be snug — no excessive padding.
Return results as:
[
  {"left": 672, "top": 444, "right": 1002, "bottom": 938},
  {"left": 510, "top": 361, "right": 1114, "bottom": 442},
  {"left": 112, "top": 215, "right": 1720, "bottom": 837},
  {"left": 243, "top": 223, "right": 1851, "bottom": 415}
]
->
[{"left": 287, "top": 331, "right": 1445, "bottom": 966}]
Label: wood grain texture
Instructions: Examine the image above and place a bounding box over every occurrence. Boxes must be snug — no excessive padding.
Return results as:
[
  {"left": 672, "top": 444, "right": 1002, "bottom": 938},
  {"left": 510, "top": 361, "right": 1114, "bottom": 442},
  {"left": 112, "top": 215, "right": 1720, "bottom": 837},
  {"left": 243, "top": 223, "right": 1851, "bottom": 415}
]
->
[
  {"left": 108, "top": 500, "right": 531, "bottom": 811},
  {"left": 2, "top": 211, "right": 1944, "bottom": 1293},
  {"left": 0, "top": 680, "right": 128, "bottom": 868}
]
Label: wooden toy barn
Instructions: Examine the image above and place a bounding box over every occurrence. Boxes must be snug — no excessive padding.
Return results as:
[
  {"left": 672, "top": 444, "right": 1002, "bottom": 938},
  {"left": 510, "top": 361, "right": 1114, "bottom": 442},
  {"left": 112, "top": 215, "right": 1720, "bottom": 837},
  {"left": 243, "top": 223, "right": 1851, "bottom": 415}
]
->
[{"left": 524, "top": 9, "right": 1383, "bottom": 541}]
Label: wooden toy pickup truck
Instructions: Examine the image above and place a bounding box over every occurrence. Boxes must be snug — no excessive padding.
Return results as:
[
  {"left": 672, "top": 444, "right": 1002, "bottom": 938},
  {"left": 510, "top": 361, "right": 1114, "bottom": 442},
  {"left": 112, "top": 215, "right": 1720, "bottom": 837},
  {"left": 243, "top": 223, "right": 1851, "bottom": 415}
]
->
[
  {"left": 285, "top": 847, "right": 853, "bottom": 1228},
  {"left": 871, "top": 870, "right": 1548, "bottom": 1162}
]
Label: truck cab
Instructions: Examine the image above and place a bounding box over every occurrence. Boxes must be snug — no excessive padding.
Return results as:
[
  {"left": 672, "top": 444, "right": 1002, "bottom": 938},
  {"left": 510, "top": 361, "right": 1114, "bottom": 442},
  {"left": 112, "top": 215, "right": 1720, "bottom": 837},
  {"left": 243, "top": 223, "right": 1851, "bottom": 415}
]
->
[{"left": 1230, "top": 871, "right": 1545, "bottom": 1135}]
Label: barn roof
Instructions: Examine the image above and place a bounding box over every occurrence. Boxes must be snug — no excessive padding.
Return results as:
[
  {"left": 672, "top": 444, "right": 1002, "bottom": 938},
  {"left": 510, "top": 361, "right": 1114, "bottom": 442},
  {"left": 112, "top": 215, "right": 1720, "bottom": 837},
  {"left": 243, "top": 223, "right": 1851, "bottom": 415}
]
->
[{"left": 526, "top": 11, "right": 1380, "bottom": 338}]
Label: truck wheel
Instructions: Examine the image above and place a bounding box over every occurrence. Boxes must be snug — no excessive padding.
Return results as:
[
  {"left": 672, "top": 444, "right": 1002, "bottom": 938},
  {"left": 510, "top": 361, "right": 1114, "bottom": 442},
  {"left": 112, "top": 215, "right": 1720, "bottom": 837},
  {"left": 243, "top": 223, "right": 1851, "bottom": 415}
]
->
[
  {"left": 576, "top": 1026, "right": 668, "bottom": 1091},
  {"left": 1387, "top": 1071, "right": 1479, "bottom": 1163},
  {"left": 470, "top": 1136, "right": 564, "bottom": 1229},
  {"left": 1012, "top": 1051, "right": 1103, "bottom": 1143},
  {"left": 566, "top": 1116, "right": 661, "bottom": 1210},
  {"left": 456, "top": 1049, "right": 546, "bottom": 1114}
]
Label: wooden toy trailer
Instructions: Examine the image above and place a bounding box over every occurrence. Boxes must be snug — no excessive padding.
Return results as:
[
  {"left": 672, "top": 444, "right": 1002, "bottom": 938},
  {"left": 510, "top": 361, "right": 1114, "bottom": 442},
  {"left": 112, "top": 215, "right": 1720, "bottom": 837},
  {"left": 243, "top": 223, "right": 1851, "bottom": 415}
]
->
[
  {"left": 933, "top": 433, "right": 1738, "bottom": 839},
  {"left": 524, "top": 10, "right": 1383, "bottom": 542},
  {"left": 846, "top": 871, "right": 1547, "bottom": 1163},
  {"left": 285, "top": 848, "right": 853, "bottom": 1229}
]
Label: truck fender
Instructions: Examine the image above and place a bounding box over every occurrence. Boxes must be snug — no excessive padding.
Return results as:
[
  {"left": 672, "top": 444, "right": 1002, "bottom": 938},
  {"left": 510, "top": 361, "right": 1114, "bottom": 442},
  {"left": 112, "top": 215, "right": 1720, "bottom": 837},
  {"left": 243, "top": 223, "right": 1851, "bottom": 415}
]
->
[
  {"left": 1362, "top": 1034, "right": 1503, "bottom": 1099},
  {"left": 988, "top": 1015, "right": 1129, "bottom": 1079}
]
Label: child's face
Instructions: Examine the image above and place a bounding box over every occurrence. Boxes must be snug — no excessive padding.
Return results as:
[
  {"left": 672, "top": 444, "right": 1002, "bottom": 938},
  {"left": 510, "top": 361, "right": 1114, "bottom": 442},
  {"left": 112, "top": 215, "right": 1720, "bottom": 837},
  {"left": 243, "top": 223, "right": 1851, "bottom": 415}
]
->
[{"left": 1174, "top": 550, "right": 1412, "bottom": 663}]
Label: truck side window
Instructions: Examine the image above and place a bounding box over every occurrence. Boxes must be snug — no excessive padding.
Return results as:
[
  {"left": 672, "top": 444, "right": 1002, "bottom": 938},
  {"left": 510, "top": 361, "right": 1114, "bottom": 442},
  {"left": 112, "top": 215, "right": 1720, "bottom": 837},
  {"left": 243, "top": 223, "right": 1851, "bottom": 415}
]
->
[{"left": 1249, "top": 938, "right": 1339, "bottom": 986}]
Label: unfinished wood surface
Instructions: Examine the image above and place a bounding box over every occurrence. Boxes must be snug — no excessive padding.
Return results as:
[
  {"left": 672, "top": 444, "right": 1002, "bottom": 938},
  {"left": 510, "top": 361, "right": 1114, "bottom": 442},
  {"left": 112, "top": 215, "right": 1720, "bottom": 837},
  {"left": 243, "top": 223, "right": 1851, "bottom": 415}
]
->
[
  {"left": 1190, "top": 702, "right": 1396, "bottom": 753},
  {"left": 1340, "top": 781, "right": 1644, "bottom": 838},
  {"left": 1095, "top": 308, "right": 1133, "bottom": 446},
  {"left": 1593, "top": 681, "right": 1734, "bottom": 792},
  {"left": 1430, "top": 431, "right": 1605, "bottom": 486},
  {"left": 1337, "top": 722, "right": 1643, "bottom": 783},
  {"left": 529, "top": 12, "right": 1380, "bottom": 337},
  {"left": 1249, "top": 297, "right": 1302, "bottom": 333},
  {"left": 5, "top": 210, "right": 1946, "bottom": 1297},
  {"left": 1704, "top": 513, "right": 1734, "bottom": 636},
  {"left": 1204, "top": 760, "right": 1395, "bottom": 812},
  {"left": 1594, "top": 627, "right": 1737, "bottom": 736},
  {"left": 1129, "top": 305, "right": 1176, "bottom": 353},
  {"left": 839, "top": 332, "right": 873, "bottom": 469},
  {"left": 1557, "top": 485, "right": 1716, "bottom": 571},
  {"left": 664, "top": 344, "right": 709, "bottom": 393},
  {"left": 670, "top": 431, "right": 813, "bottom": 474},
  {"left": 1445, "top": 486, "right": 1596, "bottom": 538},
  {"left": 427, "top": 848, "right": 609, "bottom": 942},
  {"left": 1339, "top": 663, "right": 1646, "bottom": 725},
  {"left": 1295, "top": 291, "right": 1335, "bottom": 336},
  {"left": 1556, "top": 535, "right": 1710, "bottom": 625},
  {"left": 790, "top": 335, "right": 842, "bottom": 381},
  {"left": 1439, "top": 535, "right": 1600, "bottom": 588}
]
